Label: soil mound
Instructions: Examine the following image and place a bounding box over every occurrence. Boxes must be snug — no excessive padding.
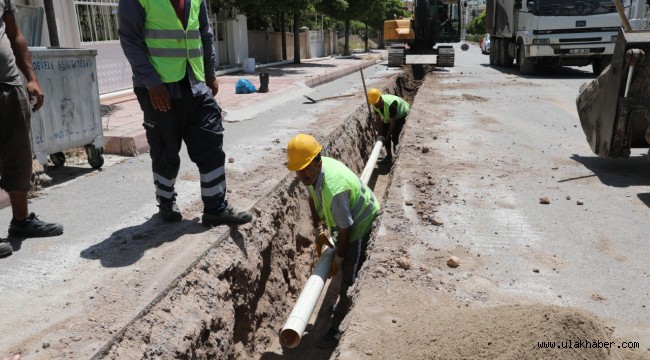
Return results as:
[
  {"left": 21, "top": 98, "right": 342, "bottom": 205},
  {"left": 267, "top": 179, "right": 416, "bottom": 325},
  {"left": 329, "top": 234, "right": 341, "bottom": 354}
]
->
[{"left": 343, "top": 304, "right": 647, "bottom": 360}]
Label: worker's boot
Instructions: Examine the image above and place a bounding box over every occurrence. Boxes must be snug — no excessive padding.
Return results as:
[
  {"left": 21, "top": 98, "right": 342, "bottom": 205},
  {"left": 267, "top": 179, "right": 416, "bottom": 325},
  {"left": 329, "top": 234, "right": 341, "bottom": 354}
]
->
[
  {"left": 158, "top": 199, "right": 182, "bottom": 222},
  {"left": 8, "top": 213, "right": 64, "bottom": 237},
  {"left": 0, "top": 240, "right": 12, "bottom": 258},
  {"left": 202, "top": 205, "right": 253, "bottom": 227},
  {"left": 316, "top": 327, "right": 341, "bottom": 348},
  {"left": 258, "top": 72, "right": 269, "bottom": 93}
]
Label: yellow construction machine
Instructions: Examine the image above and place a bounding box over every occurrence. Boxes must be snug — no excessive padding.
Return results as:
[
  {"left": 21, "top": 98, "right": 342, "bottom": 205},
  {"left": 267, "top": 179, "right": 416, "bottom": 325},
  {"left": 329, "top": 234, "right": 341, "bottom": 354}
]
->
[
  {"left": 383, "top": 0, "right": 462, "bottom": 67},
  {"left": 576, "top": 1, "right": 650, "bottom": 159}
]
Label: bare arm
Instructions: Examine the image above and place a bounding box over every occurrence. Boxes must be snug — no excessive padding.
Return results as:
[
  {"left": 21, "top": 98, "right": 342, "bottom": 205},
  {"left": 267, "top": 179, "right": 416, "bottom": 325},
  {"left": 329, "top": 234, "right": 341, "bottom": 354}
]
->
[
  {"left": 4, "top": 12, "right": 43, "bottom": 111},
  {"left": 308, "top": 196, "right": 323, "bottom": 229},
  {"left": 335, "top": 227, "right": 351, "bottom": 258}
]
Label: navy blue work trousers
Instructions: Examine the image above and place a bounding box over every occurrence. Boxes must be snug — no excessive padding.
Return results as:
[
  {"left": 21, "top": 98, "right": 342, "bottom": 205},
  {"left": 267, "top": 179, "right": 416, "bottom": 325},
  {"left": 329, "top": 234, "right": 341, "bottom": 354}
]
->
[{"left": 134, "top": 83, "right": 227, "bottom": 212}]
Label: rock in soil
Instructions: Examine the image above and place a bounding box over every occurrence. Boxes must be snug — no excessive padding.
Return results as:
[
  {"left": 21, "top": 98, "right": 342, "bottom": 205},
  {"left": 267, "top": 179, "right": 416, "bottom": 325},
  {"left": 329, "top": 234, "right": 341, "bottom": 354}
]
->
[{"left": 447, "top": 256, "right": 460, "bottom": 268}]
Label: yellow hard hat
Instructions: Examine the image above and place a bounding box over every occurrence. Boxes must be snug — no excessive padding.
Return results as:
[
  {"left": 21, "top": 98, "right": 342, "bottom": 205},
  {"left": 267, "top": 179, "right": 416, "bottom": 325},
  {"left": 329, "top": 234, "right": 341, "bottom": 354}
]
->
[
  {"left": 368, "top": 88, "right": 382, "bottom": 105},
  {"left": 286, "top": 134, "right": 323, "bottom": 171}
]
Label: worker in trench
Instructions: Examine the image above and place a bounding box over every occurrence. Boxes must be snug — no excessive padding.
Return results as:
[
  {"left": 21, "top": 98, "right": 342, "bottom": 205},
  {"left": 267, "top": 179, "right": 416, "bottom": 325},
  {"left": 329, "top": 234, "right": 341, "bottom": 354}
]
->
[
  {"left": 286, "top": 134, "right": 380, "bottom": 348},
  {"left": 367, "top": 88, "right": 410, "bottom": 166}
]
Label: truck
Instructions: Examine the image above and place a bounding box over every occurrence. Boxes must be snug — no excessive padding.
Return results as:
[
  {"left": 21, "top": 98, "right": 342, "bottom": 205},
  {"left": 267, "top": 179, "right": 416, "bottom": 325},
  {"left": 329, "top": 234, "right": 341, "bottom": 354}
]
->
[
  {"left": 383, "top": 0, "right": 463, "bottom": 67},
  {"left": 486, "top": 0, "right": 623, "bottom": 74}
]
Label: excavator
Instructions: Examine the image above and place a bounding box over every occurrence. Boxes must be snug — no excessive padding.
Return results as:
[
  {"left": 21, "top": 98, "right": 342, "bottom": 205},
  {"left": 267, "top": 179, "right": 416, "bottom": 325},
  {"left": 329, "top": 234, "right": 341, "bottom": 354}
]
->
[
  {"left": 576, "top": 0, "right": 650, "bottom": 159},
  {"left": 383, "top": 0, "right": 463, "bottom": 67}
]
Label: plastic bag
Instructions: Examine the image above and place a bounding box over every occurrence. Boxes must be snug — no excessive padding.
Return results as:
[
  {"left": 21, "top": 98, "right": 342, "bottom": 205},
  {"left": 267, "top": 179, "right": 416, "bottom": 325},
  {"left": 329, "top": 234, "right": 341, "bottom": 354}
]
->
[{"left": 235, "top": 78, "right": 256, "bottom": 94}]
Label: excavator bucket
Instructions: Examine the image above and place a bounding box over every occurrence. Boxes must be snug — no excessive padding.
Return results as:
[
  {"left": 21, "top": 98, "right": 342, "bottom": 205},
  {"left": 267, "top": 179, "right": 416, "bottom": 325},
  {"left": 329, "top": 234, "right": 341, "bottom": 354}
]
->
[{"left": 576, "top": 28, "right": 650, "bottom": 158}]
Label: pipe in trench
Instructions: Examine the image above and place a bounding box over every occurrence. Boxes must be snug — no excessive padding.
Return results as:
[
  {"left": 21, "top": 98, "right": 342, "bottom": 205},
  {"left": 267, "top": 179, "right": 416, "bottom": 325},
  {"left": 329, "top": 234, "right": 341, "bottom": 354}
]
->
[
  {"left": 360, "top": 137, "right": 385, "bottom": 185},
  {"left": 279, "top": 138, "right": 385, "bottom": 348}
]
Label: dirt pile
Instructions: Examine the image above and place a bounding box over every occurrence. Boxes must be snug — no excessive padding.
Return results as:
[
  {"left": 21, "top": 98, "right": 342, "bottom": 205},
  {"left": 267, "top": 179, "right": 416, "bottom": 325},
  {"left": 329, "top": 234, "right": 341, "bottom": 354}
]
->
[
  {"left": 424, "top": 305, "right": 645, "bottom": 360},
  {"left": 339, "top": 301, "right": 646, "bottom": 360}
]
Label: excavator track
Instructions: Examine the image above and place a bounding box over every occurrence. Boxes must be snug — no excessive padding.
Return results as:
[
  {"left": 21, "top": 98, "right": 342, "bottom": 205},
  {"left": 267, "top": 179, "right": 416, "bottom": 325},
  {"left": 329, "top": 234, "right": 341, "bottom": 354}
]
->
[
  {"left": 436, "top": 46, "right": 455, "bottom": 67},
  {"left": 388, "top": 46, "right": 405, "bottom": 67}
]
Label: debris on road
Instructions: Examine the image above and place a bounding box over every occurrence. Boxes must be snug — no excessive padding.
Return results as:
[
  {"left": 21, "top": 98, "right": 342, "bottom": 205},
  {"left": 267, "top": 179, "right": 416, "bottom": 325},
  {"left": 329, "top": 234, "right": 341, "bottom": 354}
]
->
[
  {"left": 539, "top": 196, "right": 550, "bottom": 204},
  {"left": 396, "top": 257, "right": 412, "bottom": 270},
  {"left": 447, "top": 256, "right": 460, "bottom": 268}
]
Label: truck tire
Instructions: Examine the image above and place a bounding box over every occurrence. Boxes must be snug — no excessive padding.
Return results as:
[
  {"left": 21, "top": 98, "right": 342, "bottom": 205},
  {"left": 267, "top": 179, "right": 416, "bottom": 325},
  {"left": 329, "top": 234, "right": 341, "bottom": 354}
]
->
[
  {"left": 498, "top": 39, "right": 513, "bottom": 67},
  {"left": 489, "top": 41, "right": 497, "bottom": 65},
  {"left": 493, "top": 38, "right": 503, "bottom": 66},
  {"left": 518, "top": 43, "right": 535, "bottom": 75}
]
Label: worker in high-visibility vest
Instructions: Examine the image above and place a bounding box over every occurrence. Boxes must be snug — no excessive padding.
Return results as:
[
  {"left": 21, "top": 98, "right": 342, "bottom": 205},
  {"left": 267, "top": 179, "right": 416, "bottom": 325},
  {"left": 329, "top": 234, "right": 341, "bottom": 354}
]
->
[
  {"left": 367, "top": 88, "right": 410, "bottom": 165},
  {"left": 286, "top": 134, "right": 380, "bottom": 348},
  {"left": 119, "top": 0, "right": 251, "bottom": 226}
]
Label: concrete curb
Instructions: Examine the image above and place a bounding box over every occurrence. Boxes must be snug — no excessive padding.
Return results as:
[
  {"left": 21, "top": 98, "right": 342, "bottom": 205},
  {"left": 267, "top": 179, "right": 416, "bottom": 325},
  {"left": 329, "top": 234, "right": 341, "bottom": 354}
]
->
[{"left": 104, "top": 131, "right": 149, "bottom": 157}]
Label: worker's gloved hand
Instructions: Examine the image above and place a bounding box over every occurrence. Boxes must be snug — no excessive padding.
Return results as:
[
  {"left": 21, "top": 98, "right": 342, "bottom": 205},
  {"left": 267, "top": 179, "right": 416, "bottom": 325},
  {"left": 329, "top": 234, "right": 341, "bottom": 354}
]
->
[
  {"left": 328, "top": 255, "right": 343, "bottom": 279},
  {"left": 315, "top": 227, "right": 332, "bottom": 257}
]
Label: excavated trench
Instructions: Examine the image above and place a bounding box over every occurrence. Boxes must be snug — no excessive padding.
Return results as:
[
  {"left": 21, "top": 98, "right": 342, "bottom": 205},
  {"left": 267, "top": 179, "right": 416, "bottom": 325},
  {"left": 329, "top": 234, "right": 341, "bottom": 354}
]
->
[{"left": 93, "top": 67, "right": 427, "bottom": 360}]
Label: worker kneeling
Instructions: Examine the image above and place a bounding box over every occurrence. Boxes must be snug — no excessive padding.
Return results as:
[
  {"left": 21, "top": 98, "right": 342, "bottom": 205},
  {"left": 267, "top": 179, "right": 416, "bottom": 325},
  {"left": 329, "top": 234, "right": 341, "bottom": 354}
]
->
[
  {"left": 287, "top": 134, "right": 380, "bottom": 348},
  {"left": 368, "top": 88, "right": 410, "bottom": 165}
]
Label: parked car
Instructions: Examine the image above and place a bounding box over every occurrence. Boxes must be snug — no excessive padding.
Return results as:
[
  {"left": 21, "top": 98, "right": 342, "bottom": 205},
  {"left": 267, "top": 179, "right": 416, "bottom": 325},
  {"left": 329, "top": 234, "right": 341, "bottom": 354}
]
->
[{"left": 481, "top": 33, "right": 490, "bottom": 54}]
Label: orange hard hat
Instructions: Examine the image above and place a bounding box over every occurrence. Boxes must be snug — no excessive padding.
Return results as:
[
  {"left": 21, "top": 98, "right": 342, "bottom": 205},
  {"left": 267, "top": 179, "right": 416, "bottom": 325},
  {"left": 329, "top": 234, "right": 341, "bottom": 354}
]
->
[
  {"left": 286, "top": 134, "right": 323, "bottom": 171},
  {"left": 368, "top": 88, "right": 382, "bottom": 105}
]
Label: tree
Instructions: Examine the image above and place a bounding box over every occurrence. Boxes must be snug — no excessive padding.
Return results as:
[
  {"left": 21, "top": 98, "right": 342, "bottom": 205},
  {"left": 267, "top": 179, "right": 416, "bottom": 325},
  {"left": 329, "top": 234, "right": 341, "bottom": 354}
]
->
[{"left": 467, "top": 9, "right": 486, "bottom": 34}]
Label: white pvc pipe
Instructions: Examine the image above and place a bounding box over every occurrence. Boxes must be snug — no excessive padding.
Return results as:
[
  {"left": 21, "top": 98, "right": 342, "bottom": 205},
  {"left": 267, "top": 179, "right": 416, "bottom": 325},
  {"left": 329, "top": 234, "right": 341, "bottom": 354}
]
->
[
  {"left": 279, "top": 138, "right": 385, "bottom": 348},
  {"left": 360, "top": 137, "right": 385, "bottom": 186},
  {"left": 280, "top": 246, "right": 336, "bottom": 348}
]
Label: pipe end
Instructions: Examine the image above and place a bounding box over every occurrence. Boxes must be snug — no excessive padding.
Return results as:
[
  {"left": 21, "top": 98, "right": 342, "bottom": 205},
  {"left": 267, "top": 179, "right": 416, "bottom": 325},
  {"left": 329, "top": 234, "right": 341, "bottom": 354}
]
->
[{"left": 279, "top": 329, "right": 301, "bottom": 348}]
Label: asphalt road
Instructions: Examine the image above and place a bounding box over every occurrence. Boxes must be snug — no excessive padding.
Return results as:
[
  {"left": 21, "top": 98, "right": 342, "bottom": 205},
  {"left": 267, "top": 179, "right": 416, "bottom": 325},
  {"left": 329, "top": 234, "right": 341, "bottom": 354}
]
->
[{"left": 421, "top": 44, "right": 650, "bottom": 347}]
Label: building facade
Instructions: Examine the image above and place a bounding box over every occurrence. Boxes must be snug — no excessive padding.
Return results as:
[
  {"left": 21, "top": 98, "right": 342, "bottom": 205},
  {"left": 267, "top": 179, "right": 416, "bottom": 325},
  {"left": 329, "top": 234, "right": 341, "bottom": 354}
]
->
[{"left": 13, "top": 0, "right": 249, "bottom": 95}]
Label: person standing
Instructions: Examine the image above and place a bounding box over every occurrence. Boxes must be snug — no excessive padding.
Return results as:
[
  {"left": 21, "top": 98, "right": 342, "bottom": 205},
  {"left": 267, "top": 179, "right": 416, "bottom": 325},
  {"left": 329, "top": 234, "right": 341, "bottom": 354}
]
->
[
  {"left": 286, "top": 134, "right": 380, "bottom": 348},
  {"left": 0, "top": 0, "right": 63, "bottom": 258},
  {"left": 367, "top": 88, "right": 410, "bottom": 165},
  {"left": 119, "top": 0, "right": 252, "bottom": 226}
]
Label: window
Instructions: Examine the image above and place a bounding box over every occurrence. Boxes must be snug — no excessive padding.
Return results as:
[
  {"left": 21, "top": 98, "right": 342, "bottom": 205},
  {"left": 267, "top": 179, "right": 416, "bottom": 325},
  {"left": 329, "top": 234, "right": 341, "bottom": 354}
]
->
[{"left": 74, "top": 0, "right": 119, "bottom": 43}]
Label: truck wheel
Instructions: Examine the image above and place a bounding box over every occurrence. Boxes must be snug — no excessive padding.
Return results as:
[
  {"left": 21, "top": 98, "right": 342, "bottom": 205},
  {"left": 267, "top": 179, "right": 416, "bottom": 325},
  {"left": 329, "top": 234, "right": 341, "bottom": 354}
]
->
[
  {"left": 489, "top": 41, "right": 497, "bottom": 65},
  {"left": 493, "top": 38, "right": 503, "bottom": 66},
  {"left": 499, "top": 39, "right": 513, "bottom": 66},
  {"left": 518, "top": 43, "right": 535, "bottom": 75}
]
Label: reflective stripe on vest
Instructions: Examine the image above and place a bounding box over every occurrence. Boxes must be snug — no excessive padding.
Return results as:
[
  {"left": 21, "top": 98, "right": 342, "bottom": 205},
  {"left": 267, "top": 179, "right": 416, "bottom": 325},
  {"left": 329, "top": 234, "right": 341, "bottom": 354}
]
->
[
  {"left": 139, "top": 0, "right": 205, "bottom": 83},
  {"left": 307, "top": 157, "right": 380, "bottom": 243},
  {"left": 373, "top": 94, "right": 410, "bottom": 123}
]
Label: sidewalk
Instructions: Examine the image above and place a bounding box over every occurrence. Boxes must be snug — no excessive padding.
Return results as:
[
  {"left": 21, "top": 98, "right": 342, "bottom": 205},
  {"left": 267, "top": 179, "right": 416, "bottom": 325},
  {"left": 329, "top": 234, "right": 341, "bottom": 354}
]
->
[{"left": 100, "top": 53, "right": 385, "bottom": 157}]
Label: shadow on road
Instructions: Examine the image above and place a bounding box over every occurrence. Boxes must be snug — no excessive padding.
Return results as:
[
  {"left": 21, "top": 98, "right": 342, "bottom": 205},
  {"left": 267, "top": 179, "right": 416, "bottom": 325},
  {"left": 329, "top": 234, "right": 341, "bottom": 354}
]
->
[
  {"left": 482, "top": 63, "right": 597, "bottom": 80},
  {"left": 637, "top": 193, "right": 650, "bottom": 208},
  {"left": 567, "top": 154, "right": 650, "bottom": 187},
  {"left": 80, "top": 216, "right": 208, "bottom": 267}
]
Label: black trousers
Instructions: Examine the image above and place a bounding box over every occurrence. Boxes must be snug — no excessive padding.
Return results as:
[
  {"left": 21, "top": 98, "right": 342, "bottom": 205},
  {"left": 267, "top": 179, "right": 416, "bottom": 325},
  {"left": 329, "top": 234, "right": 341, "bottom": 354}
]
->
[
  {"left": 381, "top": 116, "right": 406, "bottom": 152},
  {"left": 134, "top": 84, "right": 227, "bottom": 212},
  {"left": 331, "top": 231, "right": 371, "bottom": 330}
]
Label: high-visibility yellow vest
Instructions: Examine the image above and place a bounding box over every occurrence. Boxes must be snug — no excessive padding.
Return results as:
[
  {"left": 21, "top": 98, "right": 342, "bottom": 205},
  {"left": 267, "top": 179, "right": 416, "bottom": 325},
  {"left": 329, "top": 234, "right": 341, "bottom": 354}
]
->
[
  {"left": 373, "top": 94, "right": 410, "bottom": 123},
  {"left": 308, "top": 157, "right": 380, "bottom": 243},
  {"left": 139, "top": 0, "right": 205, "bottom": 83}
]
